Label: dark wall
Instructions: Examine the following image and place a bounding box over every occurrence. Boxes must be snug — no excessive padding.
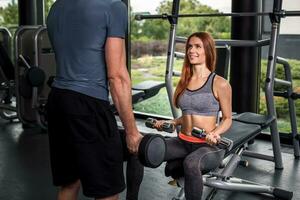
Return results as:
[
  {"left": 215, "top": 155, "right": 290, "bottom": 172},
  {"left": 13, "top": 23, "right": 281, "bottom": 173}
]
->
[
  {"left": 261, "top": 0, "right": 300, "bottom": 60},
  {"left": 262, "top": 34, "right": 300, "bottom": 60}
]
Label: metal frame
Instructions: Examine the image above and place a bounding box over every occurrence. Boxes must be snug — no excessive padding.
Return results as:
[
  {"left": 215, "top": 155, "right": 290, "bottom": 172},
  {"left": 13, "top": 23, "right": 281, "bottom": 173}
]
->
[
  {"left": 164, "top": 0, "right": 180, "bottom": 119},
  {"left": 264, "top": 0, "right": 283, "bottom": 169},
  {"left": 135, "top": 11, "right": 300, "bottom": 20},
  {"left": 175, "top": 36, "right": 270, "bottom": 47},
  {"left": 134, "top": 0, "right": 300, "bottom": 198},
  {"left": 33, "top": 26, "right": 56, "bottom": 129},
  {"left": 136, "top": 0, "right": 298, "bottom": 169},
  {"left": 172, "top": 144, "right": 293, "bottom": 200},
  {"left": 14, "top": 25, "right": 42, "bottom": 125},
  {"left": 274, "top": 57, "right": 300, "bottom": 158},
  {"left": 33, "top": 26, "right": 47, "bottom": 128},
  {"left": 14, "top": 25, "right": 53, "bottom": 129}
]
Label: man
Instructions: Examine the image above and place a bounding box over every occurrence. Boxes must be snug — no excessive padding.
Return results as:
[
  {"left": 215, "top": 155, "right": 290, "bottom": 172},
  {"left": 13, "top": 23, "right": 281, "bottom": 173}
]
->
[{"left": 46, "top": 0, "right": 143, "bottom": 199}]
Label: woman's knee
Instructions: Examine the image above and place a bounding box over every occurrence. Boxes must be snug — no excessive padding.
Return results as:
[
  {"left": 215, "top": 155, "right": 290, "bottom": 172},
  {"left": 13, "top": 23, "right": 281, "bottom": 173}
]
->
[{"left": 183, "top": 155, "right": 201, "bottom": 175}]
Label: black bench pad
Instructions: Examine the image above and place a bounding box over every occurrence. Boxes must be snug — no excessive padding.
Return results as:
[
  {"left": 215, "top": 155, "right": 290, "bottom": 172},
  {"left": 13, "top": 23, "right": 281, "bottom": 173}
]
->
[
  {"left": 232, "top": 112, "right": 274, "bottom": 129},
  {"left": 132, "top": 80, "right": 165, "bottom": 99},
  {"left": 224, "top": 120, "right": 261, "bottom": 155},
  {"left": 132, "top": 89, "right": 145, "bottom": 104}
]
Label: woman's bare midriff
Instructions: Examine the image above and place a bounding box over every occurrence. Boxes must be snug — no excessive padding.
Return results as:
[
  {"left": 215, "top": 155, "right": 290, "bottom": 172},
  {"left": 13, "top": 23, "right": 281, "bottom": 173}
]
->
[{"left": 180, "top": 114, "right": 217, "bottom": 136}]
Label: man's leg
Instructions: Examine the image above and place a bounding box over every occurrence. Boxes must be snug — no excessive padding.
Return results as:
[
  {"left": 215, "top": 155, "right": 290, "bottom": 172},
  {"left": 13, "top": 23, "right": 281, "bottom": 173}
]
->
[
  {"left": 73, "top": 97, "right": 125, "bottom": 199},
  {"left": 47, "top": 89, "right": 81, "bottom": 200},
  {"left": 57, "top": 180, "right": 81, "bottom": 200},
  {"left": 126, "top": 154, "right": 144, "bottom": 200},
  {"left": 96, "top": 194, "right": 119, "bottom": 200},
  {"left": 120, "top": 129, "right": 144, "bottom": 200}
]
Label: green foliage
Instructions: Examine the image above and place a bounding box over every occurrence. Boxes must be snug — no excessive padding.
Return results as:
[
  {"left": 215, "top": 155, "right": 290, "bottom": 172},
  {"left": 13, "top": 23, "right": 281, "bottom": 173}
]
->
[
  {"left": 175, "top": 0, "right": 231, "bottom": 38},
  {"left": 134, "top": 89, "right": 173, "bottom": 117},
  {"left": 0, "top": 2, "right": 18, "bottom": 25},
  {"left": 132, "top": 0, "right": 231, "bottom": 41},
  {"left": 45, "top": 0, "right": 55, "bottom": 17},
  {"left": 131, "top": 13, "right": 170, "bottom": 40},
  {"left": 131, "top": 56, "right": 182, "bottom": 86},
  {"left": 0, "top": 0, "right": 54, "bottom": 26}
]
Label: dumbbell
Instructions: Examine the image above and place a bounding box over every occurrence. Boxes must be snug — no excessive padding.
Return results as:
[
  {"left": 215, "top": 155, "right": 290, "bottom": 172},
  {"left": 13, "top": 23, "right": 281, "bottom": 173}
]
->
[
  {"left": 138, "top": 134, "right": 166, "bottom": 168},
  {"left": 145, "top": 118, "right": 175, "bottom": 133},
  {"left": 191, "top": 129, "right": 233, "bottom": 150},
  {"left": 139, "top": 118, "right": 173, "bottom": 168}
]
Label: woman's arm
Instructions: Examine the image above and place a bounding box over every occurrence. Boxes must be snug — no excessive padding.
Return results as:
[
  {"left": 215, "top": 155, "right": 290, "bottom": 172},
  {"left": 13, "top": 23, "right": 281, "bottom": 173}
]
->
[
  {"left": 153, "top": 117, "right": 183, "bottom": 131},
  {"left": 211, "top": 76, "right": 232, "bottom": 136},
  {"left": 206, "top": 76, "right": 232, "bottom": 145},
  {"left": 171, "top": 117, "right": 183, "bottom": 126}
]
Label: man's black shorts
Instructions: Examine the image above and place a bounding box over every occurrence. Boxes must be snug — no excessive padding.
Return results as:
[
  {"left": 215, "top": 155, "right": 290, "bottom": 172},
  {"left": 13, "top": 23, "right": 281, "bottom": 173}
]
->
[{"left": 47, "top": 88, "right": 125, "bottom": 198}]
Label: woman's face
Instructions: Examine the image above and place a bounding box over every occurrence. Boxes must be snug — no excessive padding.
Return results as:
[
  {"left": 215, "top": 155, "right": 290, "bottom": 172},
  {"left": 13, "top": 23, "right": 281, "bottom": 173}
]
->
[{"left": 187, "top": 36, "right": 206, "bottom": 65}]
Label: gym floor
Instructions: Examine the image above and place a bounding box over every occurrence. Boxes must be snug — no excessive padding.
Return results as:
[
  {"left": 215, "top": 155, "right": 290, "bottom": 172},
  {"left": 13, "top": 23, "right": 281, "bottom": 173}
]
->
[{"left": 0, "top": 118, "right": 299, "bottom": 200}]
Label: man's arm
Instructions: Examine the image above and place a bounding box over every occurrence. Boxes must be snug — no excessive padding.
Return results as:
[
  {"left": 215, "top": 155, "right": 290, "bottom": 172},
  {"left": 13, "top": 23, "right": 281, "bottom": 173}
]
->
[{"left": 105, "top": 37, "right": 142, "bottom": 153}]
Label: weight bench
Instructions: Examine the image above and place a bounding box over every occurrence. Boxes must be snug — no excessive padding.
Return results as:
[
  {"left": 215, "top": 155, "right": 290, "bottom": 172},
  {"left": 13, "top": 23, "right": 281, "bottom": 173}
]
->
[
  {"left": 131, "top": 80, "right": 165, "bottom": 104},
  {"left": 110, "top": 80, "right": 165, "bottom": 112},
  {"left": 132, "top": 80, "right": 165, "bottom": 100},
  {"left": 164, "top": 113, "right": 293, "bottom": 200}
]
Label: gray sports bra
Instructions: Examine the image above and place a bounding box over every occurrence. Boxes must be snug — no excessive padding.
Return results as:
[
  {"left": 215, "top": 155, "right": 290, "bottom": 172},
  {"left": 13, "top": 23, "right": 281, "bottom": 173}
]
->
[{"left": 178, "top": 72, "right": 220, "bottom": 116}]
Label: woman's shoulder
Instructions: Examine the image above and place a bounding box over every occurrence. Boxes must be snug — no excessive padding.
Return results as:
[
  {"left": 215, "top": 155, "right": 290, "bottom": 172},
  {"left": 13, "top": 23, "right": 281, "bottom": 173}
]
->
[{"left": 213, "top": 74, "right": 231, "bottom": 90}]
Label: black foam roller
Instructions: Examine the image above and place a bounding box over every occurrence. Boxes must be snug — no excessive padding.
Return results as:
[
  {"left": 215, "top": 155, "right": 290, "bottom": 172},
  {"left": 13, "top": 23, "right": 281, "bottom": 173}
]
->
[{"left": 273, "top": 188, "right": 293, "bottom": 200}]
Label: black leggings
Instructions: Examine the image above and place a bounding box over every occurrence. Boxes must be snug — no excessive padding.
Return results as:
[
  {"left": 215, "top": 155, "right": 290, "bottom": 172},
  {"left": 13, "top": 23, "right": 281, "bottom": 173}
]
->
[
  {"left": 124, "top": 136, "right": 224, "bottom": 200},
  {"left": 165, "top": 137, "right": 225, "bottom": 200}
]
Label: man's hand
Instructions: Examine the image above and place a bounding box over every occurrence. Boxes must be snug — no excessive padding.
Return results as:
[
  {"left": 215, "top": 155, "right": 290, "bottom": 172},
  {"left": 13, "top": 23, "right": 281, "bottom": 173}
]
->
[{"left": 126, "top": 131, "right": 143, "bottom": 154}]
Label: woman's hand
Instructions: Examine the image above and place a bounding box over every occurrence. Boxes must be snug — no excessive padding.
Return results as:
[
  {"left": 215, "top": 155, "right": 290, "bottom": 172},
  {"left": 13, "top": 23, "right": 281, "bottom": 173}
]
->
[
  {"left": 205, "top": 132, "right": 220, "bottom": 145},
  {"left": 153, "top": 120, "right": 164, "bottom": 131},
  {"left": 154, "top": 120, "right": 175, "bottom": 132}
]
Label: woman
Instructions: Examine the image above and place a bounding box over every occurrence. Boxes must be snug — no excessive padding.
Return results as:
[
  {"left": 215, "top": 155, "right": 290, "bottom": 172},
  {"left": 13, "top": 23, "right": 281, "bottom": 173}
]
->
[{"left": 154, "top": 32, "right": 232, "bottom": 200}]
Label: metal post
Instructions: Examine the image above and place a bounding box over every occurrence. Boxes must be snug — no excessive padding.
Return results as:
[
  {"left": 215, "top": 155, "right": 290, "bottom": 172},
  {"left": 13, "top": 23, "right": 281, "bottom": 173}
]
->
[
  {"left": 36, "top": 0, "right": 45, "bottom": 25},
  {"left": 276, "top": 57, "right": 300, "bottom": 158},
  {"left": 230, "top": 0, "right": 261, "bottom": 113},
  {"left": 18, "top": 0, "right": 37, "bottom": 25},
  {"left": 165, "top": 0, "right": 181, "bottom": 119},
  {"left": 265, "top": 0, "right": 283, "bottom": 169},
  {"left": 122, "top": 0, "right": 131, "bottom": 73}
]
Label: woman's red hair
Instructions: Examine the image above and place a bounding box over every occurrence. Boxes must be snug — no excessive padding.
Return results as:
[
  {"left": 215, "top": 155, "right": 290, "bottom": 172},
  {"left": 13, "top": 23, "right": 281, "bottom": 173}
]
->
[{"left": 173, "top": 32, "right": 216, "bottom": 107}]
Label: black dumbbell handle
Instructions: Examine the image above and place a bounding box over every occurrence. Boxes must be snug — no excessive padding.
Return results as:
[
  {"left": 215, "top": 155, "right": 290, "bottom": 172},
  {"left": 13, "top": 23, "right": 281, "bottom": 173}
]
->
[
  {"left": 191, "top": 129, "right": 232, "bottom": 149},
  {"left": 161, "top": 122, "right": 175, "bottom": 133},
  {"left": 145, "top": 118, "right": 157, "bottom": 129}
]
